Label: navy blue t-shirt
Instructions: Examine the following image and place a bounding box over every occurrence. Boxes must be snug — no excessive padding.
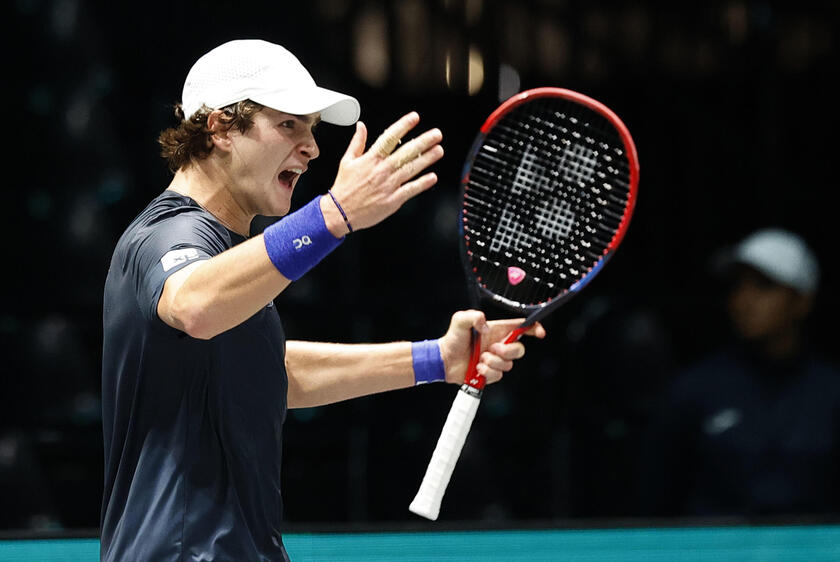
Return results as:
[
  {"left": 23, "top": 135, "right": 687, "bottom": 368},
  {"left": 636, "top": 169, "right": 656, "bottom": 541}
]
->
[{"left": 101, "top": 191, "right": 289, "bottom": 561}]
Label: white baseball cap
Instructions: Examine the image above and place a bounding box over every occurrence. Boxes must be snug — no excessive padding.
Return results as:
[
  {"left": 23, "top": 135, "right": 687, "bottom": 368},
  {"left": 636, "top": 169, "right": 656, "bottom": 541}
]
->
[
  {"left": 725, "top": 228, "right": 820, "bottom": 294},
  {"left": 181, "top": 39, "right": 360, "bottom": 126}
]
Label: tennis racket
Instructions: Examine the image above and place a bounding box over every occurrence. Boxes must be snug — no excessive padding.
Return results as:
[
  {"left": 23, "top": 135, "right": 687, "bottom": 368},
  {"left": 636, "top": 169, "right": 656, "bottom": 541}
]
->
[{"left": 408, "top": 87, "right": 639, "bottom": 520}]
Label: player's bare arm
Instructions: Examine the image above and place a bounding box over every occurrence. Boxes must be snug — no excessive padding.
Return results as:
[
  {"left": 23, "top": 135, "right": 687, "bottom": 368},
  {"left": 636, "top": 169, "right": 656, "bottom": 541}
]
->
[{"left": 285, "top": 310, "right": 545, "bottom": 409}]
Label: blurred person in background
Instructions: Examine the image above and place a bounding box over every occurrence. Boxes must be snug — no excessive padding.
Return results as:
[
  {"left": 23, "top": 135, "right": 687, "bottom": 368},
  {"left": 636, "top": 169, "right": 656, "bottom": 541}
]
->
[{"left": 640, "top": 227, "right": 840, "bottom": 518}]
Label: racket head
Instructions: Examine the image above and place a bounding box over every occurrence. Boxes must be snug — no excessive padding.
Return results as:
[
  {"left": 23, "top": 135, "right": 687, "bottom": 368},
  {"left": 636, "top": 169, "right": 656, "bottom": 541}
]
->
[{"left": 459, "top": 87, "right": 639, "bottom": 322}]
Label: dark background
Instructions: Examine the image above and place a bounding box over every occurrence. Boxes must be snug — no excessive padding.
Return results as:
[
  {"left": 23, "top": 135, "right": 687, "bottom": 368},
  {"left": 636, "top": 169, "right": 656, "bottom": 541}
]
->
[{"left": 3, "top": 0, "right": 839, "bottom": 532}]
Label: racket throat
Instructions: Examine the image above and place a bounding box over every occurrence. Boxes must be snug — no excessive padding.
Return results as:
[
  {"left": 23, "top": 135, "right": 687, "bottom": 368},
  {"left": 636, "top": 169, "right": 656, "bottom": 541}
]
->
[{"left": 464, "top": 328, "right": 488, "bottom": 390}]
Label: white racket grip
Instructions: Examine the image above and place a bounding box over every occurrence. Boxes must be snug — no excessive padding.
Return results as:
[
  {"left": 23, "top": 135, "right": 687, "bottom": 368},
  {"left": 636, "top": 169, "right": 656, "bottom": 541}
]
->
[{"left": 409, "top": 386, "right": 482, "bottom": 520}]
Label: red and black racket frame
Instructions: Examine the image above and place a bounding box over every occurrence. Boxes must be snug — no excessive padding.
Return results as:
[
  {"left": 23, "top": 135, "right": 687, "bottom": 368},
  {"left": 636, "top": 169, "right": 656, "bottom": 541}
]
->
[{"left": 458, "top": 87, "right": 640, "bottom": 392}]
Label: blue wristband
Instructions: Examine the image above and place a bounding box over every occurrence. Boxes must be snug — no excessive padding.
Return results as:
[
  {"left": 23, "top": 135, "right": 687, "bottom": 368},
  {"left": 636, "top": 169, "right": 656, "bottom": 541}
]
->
[
  {"left": 412, "top": 339, "right": 447, "bottom": 385},
  {"left": 263, "top": 196, "right": 343, "bottom": 281}
]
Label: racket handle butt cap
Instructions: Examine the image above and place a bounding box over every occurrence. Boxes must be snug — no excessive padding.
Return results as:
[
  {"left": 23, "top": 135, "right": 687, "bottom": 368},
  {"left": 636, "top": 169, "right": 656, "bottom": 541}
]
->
[{"left": 408, "top": 498, "right": 440, "bottom": 521}]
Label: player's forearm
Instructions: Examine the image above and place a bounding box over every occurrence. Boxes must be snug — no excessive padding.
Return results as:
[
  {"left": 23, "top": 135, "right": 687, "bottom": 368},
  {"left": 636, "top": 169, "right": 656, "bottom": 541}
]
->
[{"left": 285, "top": 341, "right": 415, "bottom": 408}]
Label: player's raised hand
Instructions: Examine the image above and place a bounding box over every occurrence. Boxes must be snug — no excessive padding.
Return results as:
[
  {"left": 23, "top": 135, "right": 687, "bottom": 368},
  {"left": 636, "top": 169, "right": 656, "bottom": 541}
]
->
[{"left": 328, "top": 112, "right": 444, "bottom": 231}]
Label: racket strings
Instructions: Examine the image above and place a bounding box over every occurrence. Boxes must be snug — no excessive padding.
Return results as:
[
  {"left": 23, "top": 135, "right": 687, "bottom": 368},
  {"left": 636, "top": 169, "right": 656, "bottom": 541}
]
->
[{"left": 463, "top": 97, "right": 633, "bottom": 306}]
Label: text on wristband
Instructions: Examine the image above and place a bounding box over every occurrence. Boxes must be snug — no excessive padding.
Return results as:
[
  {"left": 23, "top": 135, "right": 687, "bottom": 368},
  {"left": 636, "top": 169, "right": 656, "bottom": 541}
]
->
[{"left": 293, "top": 236, "right": 312, "bottom": 250}]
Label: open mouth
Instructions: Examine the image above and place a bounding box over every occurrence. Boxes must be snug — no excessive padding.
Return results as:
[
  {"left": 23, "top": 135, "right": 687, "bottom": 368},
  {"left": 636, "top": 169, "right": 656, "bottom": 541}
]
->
[{"left": 278, "top": 168, "right": 304, "bottom": 189}]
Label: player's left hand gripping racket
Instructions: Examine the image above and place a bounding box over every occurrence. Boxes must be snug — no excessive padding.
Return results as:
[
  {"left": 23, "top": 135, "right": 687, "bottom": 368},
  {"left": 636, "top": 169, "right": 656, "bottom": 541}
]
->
[{"left": 409, "top": 87, "right": 639, "bottom": 520}]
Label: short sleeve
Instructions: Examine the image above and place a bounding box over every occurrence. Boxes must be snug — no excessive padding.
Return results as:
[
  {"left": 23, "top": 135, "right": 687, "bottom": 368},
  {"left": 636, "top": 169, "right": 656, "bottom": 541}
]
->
[{"left": 125, "top": 210, "right": 229, "bottom": 323}]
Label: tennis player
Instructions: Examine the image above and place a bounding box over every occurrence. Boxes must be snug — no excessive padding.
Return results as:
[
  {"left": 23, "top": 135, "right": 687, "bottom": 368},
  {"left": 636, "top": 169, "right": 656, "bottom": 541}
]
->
[{"left": 100, "top": 39, "right": 544, "bottom": 561}]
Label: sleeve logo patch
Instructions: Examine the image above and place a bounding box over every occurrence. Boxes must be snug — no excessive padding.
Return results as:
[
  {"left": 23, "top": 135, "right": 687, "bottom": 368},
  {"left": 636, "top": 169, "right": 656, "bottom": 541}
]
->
[{"left": 161, "top": 248, "right": 201, "bottom": 272}]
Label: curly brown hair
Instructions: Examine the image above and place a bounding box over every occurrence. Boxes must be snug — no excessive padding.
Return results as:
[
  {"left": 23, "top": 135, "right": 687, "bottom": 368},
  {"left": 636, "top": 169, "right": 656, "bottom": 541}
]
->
[{"left": 157, "top": 100, "right": 265, "bottom": 173}]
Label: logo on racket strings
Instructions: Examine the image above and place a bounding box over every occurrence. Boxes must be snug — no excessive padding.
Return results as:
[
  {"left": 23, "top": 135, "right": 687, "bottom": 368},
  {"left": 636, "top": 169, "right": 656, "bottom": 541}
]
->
[{"left": 489, "top": 143, "right": 580, "bottom": 254}]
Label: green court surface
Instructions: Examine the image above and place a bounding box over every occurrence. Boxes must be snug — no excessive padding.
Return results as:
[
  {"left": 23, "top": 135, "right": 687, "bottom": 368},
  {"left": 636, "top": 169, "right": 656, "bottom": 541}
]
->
[{"left": 2, "top": 524, "right": 840, "bottom": 561}]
